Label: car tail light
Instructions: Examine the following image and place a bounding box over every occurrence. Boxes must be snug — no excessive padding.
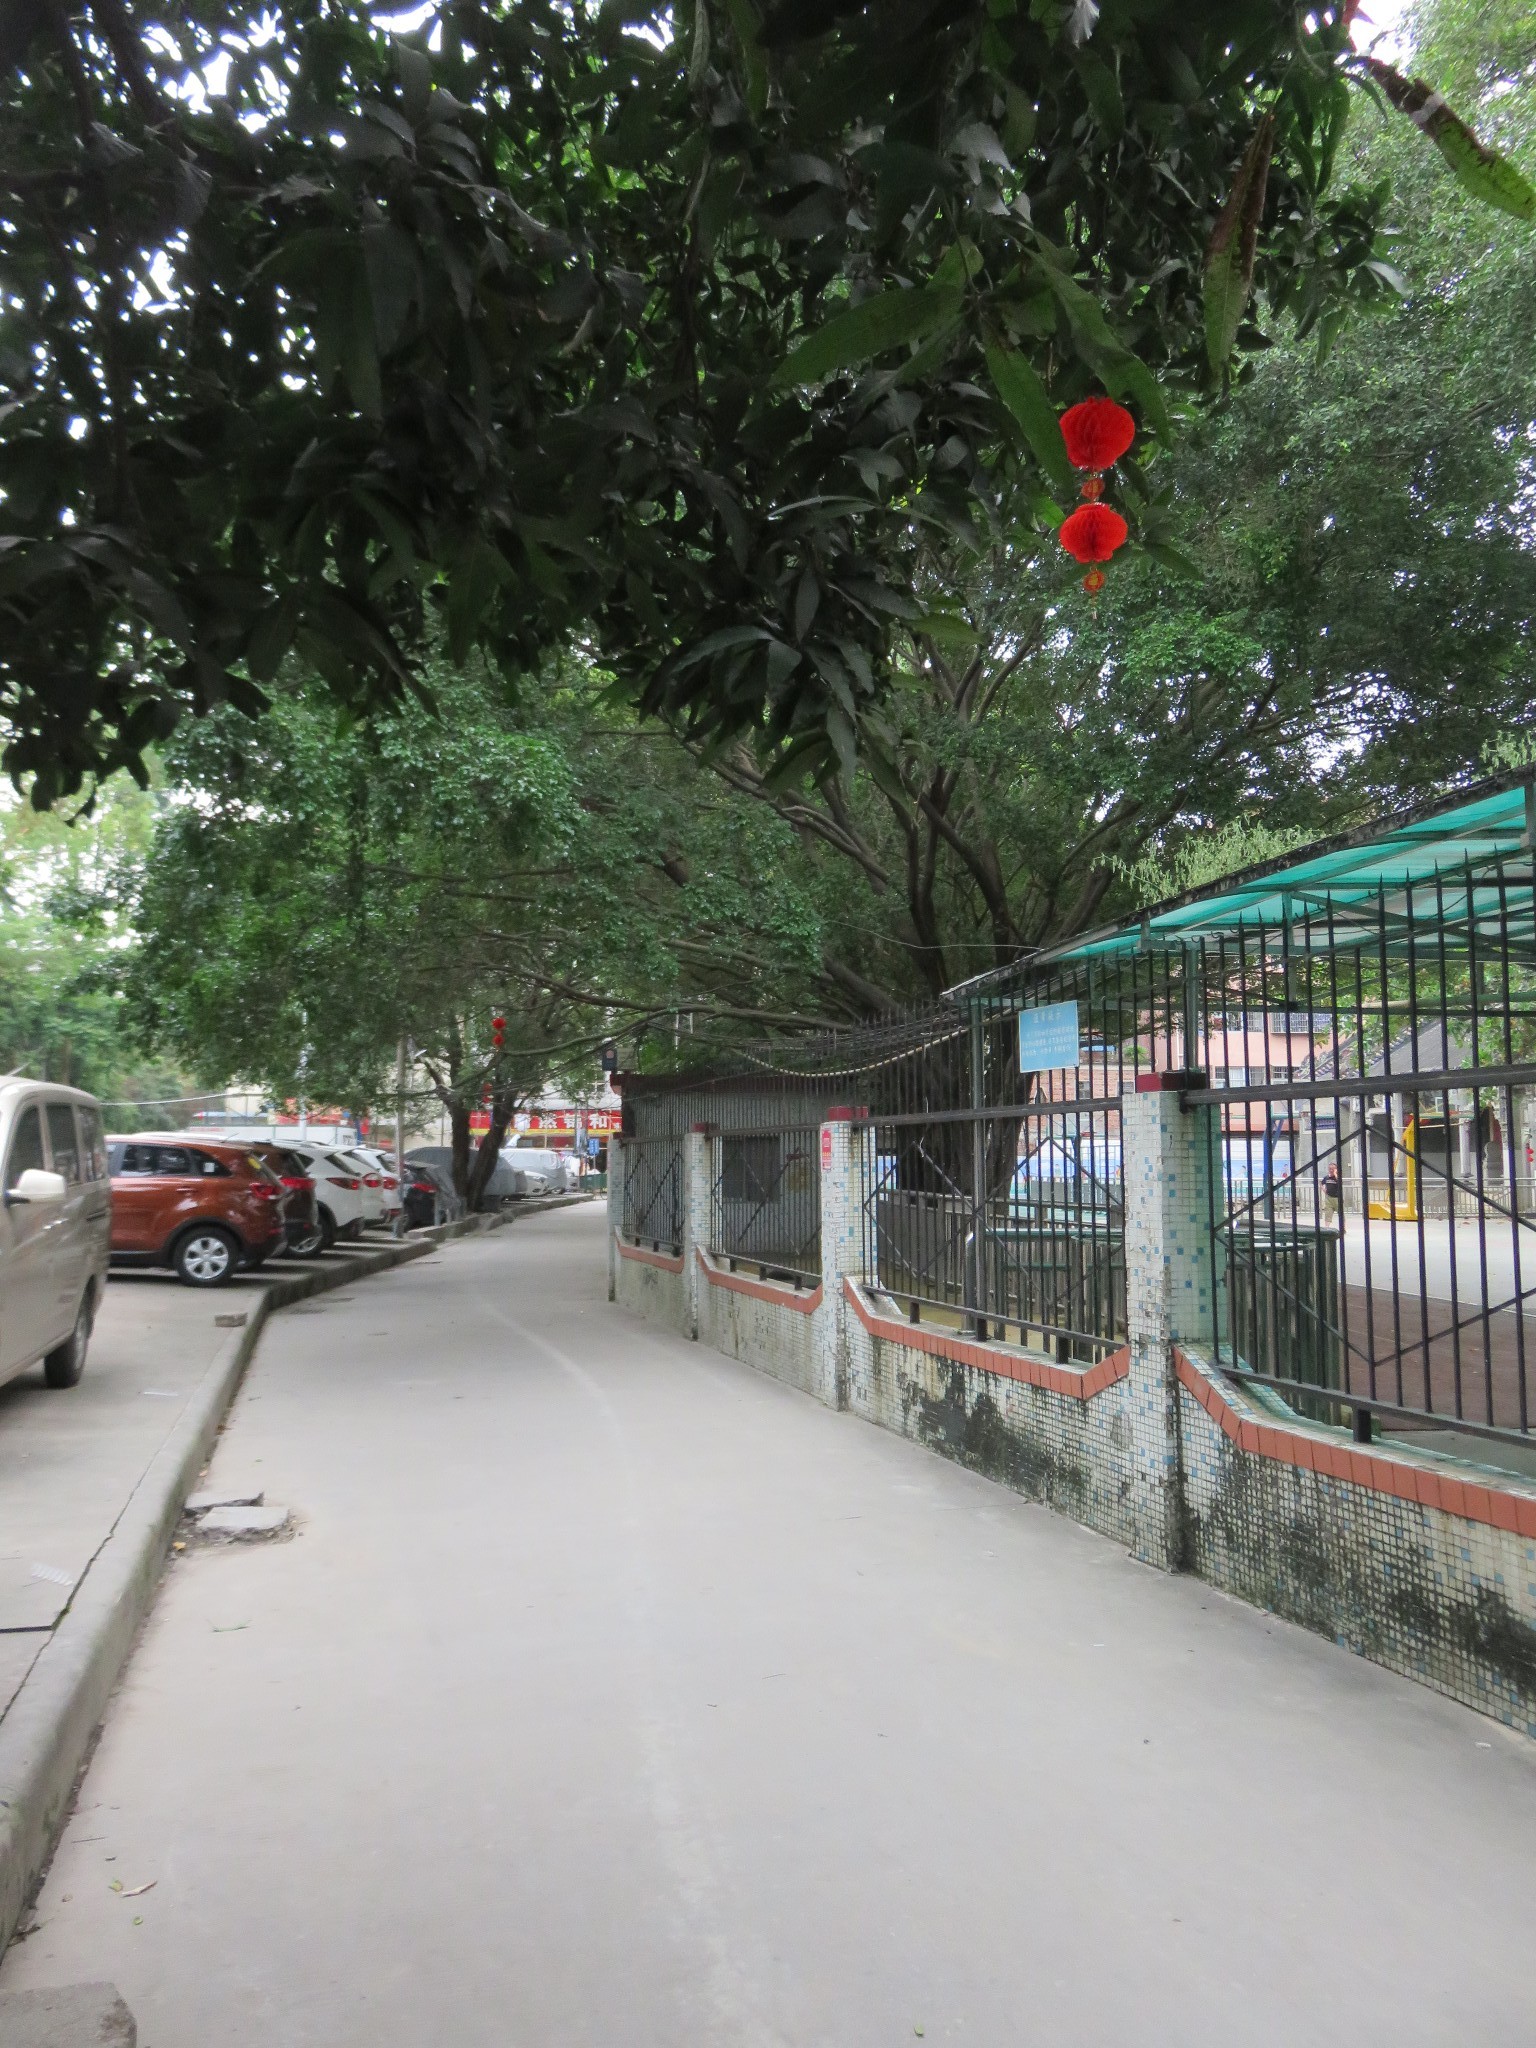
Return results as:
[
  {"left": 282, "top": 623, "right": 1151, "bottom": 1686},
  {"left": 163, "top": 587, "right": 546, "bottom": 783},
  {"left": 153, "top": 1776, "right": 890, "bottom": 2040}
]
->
[
  {"left": 252, "top": 1181, "right": 282, "bottom": 1199},
  {"left": 362, "top": 1174, "right": 381, "bottom": 1188},
  {"left": 327, "top": 1175, "right": 361, "bottom": 1190},
  {"left": 281, "top": 1175, "right": 314, "bottom": 1191},
  {"left": 381, "top": 1176, "right": 398, "bottom": 1190}
]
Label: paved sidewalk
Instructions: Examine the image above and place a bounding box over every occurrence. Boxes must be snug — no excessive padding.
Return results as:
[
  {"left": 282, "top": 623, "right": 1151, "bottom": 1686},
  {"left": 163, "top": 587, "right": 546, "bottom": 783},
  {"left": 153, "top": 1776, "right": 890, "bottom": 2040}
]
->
[
  {"left": 3, "top": 1205, "right": 1534, "bottom": 2045},
  {"left": 0, "top": 1259, "right": 358, "bottom": 1717}
]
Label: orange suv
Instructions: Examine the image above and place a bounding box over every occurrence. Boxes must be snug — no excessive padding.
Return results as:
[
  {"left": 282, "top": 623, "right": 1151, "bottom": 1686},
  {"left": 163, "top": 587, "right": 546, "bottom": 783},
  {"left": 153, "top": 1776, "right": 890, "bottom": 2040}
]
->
[{"left": 105, "top": 1136, "right": 289, "bottom": 1286}]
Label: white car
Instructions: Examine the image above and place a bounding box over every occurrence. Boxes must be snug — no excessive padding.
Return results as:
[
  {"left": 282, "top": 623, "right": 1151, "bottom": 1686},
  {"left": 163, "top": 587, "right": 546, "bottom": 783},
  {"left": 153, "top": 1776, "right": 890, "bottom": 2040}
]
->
[
  {"left": 0, "top": 1082, "right": 111, "bottom": 1390},
  {"left": 272, "top": 1141, "right": 370, "bottom": 1250},
  {"left": 349, "top": 1146, "right": 403, "bottom": 1222},
  {"left": 332, "top": 1148, "right": 389, "bottom": 1225},
  {"left": 505, "top": 1143, "right": 580, "bottom": 1193}
]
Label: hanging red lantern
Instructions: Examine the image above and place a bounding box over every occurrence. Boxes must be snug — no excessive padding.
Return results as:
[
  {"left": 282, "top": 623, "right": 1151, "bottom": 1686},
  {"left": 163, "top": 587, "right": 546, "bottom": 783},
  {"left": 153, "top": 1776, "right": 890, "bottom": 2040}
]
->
[
  {"left": 1057, "top": 393, "right": 1135, "bottom": 593},
  {"left": 1059, "top": 502, "right": 1128, "bottom": 563},
  {"left": 1059, "top": 396, "right": 1136, "bottom": 473}
]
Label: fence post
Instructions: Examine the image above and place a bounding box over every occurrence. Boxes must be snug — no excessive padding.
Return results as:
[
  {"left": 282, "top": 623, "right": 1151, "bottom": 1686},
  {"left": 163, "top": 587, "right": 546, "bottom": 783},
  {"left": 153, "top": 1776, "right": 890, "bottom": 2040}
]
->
[
  {"left": 817, "top": 1108, "right": 874, "bottom": 1411},
  {"left": 1121, "top": 1074, "right": 1219, "bottom": 1569},
  {"left": 606, "top": 1135, "right": 625, "bottom": 1301},
  {"left": 684, "top": 1126, "right": 713, "bottom": 1341}
]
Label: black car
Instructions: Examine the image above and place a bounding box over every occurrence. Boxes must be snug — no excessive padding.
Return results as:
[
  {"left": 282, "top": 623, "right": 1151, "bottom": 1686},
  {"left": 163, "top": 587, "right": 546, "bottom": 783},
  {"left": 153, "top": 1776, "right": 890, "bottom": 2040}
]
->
[{"left": 401, "top": 1161, "right": 459, "bottom": 1229}]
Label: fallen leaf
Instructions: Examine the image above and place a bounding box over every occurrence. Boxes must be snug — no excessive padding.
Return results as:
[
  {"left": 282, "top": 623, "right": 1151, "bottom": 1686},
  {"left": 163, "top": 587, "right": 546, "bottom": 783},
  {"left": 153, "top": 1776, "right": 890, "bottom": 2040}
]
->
[
  {"left": 212, "top": 1622, "right": 249, "bottom": 1633},
  {"left": 133, "top": 1915, "right": 144, "bottom": 1926},
  {"left": 109, "top": 1879, "right": 123, "bottom": 1892}
]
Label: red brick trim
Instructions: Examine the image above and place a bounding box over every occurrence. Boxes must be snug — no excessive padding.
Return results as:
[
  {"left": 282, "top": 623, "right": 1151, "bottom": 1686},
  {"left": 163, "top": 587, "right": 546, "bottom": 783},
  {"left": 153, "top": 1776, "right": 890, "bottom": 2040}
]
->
[
  {"left": 615, "top": 1233, "right": 684, "bottom": 1274},
  {"left": 1173, "top": 1346, "right": 1536, "bottom": 1537},
  {"left": 824, "top": 1105, "right": 870, "bottom": 1122},
  {"left": 696, "top": 1248, "right": 822, "bottom": 1314},
  {"left": 846, "top": 1280, "right": 1129, "bottom": 1400}
]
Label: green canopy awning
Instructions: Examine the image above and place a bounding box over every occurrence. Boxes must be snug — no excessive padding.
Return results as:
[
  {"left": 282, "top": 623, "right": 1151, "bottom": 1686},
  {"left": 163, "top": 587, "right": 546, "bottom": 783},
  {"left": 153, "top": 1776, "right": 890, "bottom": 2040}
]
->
[{"left": 948, "top": 771, "right": 1536, "bottom": 1012}]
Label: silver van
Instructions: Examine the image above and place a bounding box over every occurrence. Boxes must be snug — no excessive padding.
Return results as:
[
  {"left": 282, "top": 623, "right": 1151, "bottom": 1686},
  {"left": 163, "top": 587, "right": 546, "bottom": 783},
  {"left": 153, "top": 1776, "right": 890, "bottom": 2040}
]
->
[{"left": 0, "top": 1082, "right": 112, "bottom": 1389}]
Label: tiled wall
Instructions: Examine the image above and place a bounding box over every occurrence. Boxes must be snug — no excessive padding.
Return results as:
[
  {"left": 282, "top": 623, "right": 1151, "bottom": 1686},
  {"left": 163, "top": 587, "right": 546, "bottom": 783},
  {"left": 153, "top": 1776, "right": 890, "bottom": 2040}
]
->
[{"left": 695, "top": 1254, "right": 824, "bottom": 1401}]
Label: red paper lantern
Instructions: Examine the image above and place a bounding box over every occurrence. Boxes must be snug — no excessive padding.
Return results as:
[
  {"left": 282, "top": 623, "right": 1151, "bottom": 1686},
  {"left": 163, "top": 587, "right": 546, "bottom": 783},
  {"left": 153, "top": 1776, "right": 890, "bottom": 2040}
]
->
[
  {"left": 1059, "top": 503, "right": 1128, "bottom": 564},
  {"left": 1059, "top": 397, "right": 1135, "bottom": 472}
]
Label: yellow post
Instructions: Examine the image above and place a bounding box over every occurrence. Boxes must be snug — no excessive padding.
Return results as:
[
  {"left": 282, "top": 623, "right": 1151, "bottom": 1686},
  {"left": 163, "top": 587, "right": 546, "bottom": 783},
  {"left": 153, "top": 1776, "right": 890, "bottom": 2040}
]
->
[{"left": 1368, "top": 1112, "right": 1418, "bottom": 1222}]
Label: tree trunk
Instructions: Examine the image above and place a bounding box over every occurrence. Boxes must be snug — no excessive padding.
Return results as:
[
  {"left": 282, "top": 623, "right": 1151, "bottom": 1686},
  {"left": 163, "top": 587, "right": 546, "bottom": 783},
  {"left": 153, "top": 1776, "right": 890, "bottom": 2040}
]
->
[
  {"left": 463, "top": 1086, "right": 520, "bottom": 1211},
  {"left": 449, "top": 1098, "right": 474, "bottom": 1199}
]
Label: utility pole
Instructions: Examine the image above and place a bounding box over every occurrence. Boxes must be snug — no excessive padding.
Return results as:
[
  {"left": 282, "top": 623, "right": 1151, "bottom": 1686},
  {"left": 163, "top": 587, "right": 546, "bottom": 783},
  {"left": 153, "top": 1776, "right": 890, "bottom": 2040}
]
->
[
  {"left": 297, "top": 1013, "right": 310, "bottom": 1139},
  {"left": 393, "top": 1035, "right": 408, "bottom": 1236}
]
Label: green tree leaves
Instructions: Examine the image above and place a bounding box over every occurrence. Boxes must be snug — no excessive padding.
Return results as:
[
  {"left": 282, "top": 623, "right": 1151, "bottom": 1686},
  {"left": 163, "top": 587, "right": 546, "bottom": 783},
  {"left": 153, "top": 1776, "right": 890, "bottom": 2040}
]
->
[
  {"left": 0, "top": 0, "right": 1504, "bottom": 803},
  {"left": 774, "top": 286, "right": 965, "bottom": 386},
  {"left": 984, "top": 345, "right": 1074, "bottom": 497}
]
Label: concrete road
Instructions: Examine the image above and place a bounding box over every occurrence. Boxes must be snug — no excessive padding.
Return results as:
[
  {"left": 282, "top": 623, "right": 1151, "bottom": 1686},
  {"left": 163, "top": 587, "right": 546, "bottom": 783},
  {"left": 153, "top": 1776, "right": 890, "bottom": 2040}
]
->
[{"left": 3, "top": 1207, "right": 1534, "bottom": 2046}]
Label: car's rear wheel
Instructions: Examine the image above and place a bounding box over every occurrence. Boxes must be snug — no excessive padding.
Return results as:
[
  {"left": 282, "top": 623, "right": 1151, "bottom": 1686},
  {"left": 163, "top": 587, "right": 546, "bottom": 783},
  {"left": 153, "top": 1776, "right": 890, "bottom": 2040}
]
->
[
  {"left": 315, "top": 1205, "right": 338, "bottom": 1253},
  {"left": 174, "top": 1226, "right": 239, "bottom": 1287},
  {"left": 44, "top": 1291, "right": 92, "bottom": 1388},
  {"left": 289, "top": 1218, "right": 325, "bottom": 1257}
]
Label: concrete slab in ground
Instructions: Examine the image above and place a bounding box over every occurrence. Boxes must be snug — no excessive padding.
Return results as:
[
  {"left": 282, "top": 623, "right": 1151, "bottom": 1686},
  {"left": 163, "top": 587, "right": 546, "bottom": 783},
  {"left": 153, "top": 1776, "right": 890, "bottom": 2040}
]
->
[
  {"left": 0, "top": 1980, "right": 135, "bottom": 2044},
  {"left": 193, "top": 1505, "right": 289, "bottom": 1539},
  {"left": 3, "top": 1207, "right": 1534, "bottom": 2046}
]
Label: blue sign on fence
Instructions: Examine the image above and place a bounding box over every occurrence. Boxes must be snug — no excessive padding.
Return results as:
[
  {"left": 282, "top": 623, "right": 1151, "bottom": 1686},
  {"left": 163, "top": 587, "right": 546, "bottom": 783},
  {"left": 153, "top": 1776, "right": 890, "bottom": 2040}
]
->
[{"left": 1017, "top": 1000, "right": 1081, "bottom": 1071}]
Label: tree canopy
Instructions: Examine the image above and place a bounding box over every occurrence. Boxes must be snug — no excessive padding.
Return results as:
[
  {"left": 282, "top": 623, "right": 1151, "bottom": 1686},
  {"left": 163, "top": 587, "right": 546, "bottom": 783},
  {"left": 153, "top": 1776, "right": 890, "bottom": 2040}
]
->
[
  {"left": 9, "top": 0, "right": 1521, "bottom": 803},
  {"left": 659, "top": 0, "right": 1536, "bottom": 1006},
  {"left": 117, "top": 651, "right": 827, "bottom": 1188}
]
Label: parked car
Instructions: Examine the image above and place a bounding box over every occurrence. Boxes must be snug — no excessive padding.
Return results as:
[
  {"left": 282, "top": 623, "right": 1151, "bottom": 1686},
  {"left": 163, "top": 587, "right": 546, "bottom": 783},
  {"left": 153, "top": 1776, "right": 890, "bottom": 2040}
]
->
[
  {"left": 254, "top": 1147, "right": 325, "bottom": 1257},
  {"left": 105, "top": 1135, "right": 289, "bottom": 1287},
  {"left": 349, "top": 1146, "right": 403, "bottom": 1223},
  {"left": 0, "top": 1083, "right": 111, "bottom": 1388},
  {"left": 401, "top": 1161, "right": 460, "bottom": 1230},
  {"left": 405, "top": 1145, "right": 525, "bottom": 1207},
  {"left": 328, "top": 1147, "right": 386, "bottom": 1226},
  {"left": 506, "top": 1144, "right": 580, "bottom": 1194},
  {"left": 272, "top": 1141, "right": 370, "bottom": 1250}
]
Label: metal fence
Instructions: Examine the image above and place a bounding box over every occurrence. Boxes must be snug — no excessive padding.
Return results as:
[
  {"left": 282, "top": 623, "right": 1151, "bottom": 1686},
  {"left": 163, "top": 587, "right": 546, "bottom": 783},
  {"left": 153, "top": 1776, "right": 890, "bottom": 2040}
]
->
[
  {"left": 620, "top": 1135, "right": 685, "bottom": 1255},
  {"left": 968, "top": 821, "right": 1536, "bottom": 1446},
  {"left": 861, "top": 1102, "right": 1125, "bottom": 1358},
  {"left": 620, "top": 774, "right": 1536, "bottom": 1449},
  {"left": 709, "top": 1126, "right": 821, "bottom": 1284},
  {"left": 1176, "top": 849, "right": 1536, "bottom": 1445}
]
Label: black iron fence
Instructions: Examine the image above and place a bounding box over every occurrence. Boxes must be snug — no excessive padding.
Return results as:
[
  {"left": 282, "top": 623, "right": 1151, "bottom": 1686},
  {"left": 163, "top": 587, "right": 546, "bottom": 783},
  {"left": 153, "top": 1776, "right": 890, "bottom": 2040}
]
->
[
  {"left": 709, "top": 1126, "right": 821, "bottom": 1284},
  {"left": 861, "top": 1102, "right": 1125, "bottom": 1360},
  {"left": 621, "top": 777, "right": 1536, "bottom": 1449},
  {"left": 620, "top": 1135, "right": 685, "bottom": 1255},
  {"left": 1191, "top": 1070, "right": 1535, "bottom": 1444}
]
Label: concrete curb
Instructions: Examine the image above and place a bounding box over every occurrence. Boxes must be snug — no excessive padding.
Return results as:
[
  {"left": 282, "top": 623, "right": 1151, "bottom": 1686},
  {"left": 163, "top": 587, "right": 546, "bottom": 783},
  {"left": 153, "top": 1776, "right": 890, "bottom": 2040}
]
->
[{"left": 0, "top": 1197, "right": 590, "bottom": 1953}]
